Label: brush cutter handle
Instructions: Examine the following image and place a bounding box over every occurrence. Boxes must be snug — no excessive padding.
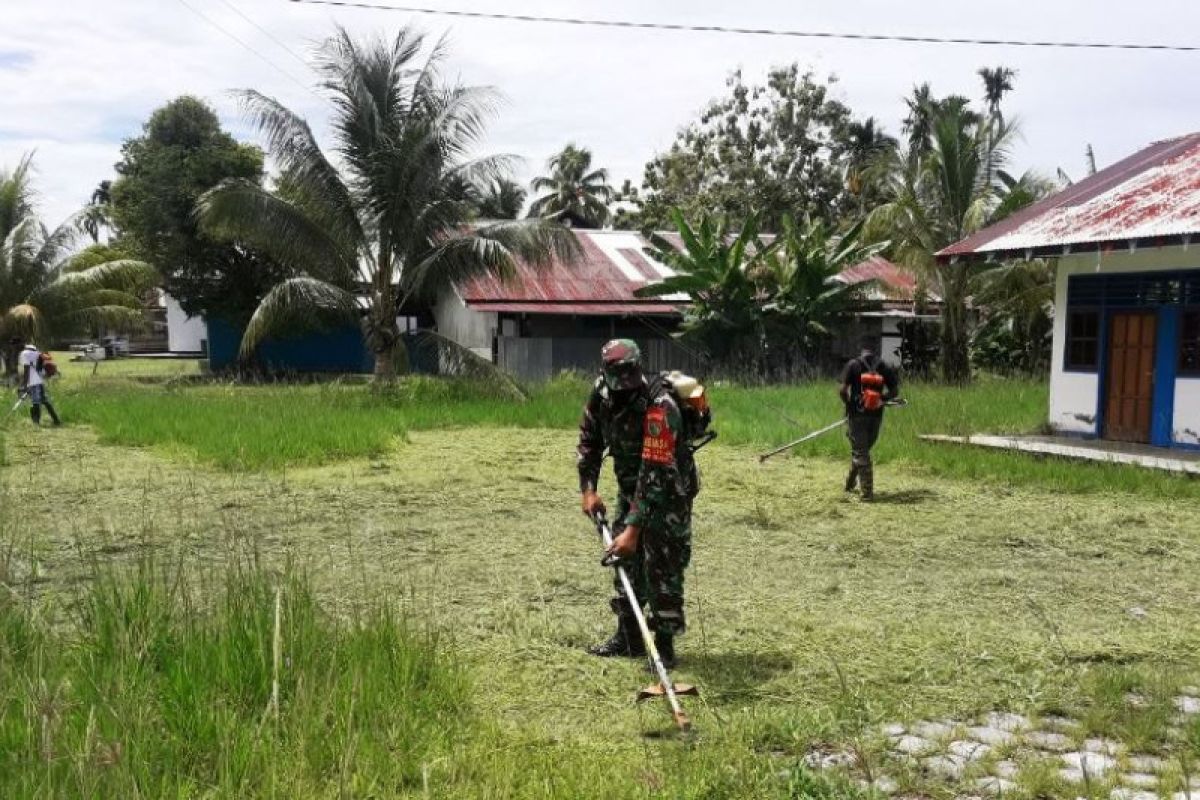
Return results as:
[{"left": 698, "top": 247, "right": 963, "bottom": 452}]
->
[{"left": 589, "top": 511, "right": 693, "bottom": 732}]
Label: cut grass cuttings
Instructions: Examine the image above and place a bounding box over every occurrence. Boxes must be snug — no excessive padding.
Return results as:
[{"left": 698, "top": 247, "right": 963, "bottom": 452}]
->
[
  {"left": 0, "top": 559, "right": 468, "bottom": 799},
  {"left": 60, "top": 372, "right": 1200, "bottom": 497}
]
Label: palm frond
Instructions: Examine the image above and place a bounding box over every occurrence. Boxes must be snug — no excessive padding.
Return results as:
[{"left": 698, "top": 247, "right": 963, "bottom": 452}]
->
[
  {"left": 240, "top": 277, "right": 358, "bottom": 359},
  {"left": 404, "top": 219, "right": 579, "bottom": 299},
  {"left": 198, "top": 179, "right": 355, "bottom": 282},
  {"left": 410, "top": 328, "right": 528, "bottom": 400}
]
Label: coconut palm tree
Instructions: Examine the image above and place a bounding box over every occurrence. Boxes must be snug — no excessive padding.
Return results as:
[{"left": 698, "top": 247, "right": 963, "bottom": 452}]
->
[
  {"left": 845, "top": 118, "right": 898, "bottom": 216},
  {"left": 475, "top": 177, "right": 526, "bottom": 219},
  {"left": 978, "top": 66, "right": 1017, "bottom": 118},
  {"left": 1, "top": 155, "right": 157, "bottom": 375},
  {"left": 528, "top": 144, "right": 613, "bottom": 227},
  {"left": 81, "top": 180, "right": 113, "bottom": 243},
  {"left": 198, "top": 27, "right": 577, "bottom": 377},
  {"left": 869, "top": 103, "right": 1023, "bottom": 382}
]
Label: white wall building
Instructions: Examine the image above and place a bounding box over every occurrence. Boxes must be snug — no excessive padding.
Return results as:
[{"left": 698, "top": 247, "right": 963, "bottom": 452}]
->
[
  {"left": 164, "top": 294, "right": 207, "bottom": 354},
  {"left": 941, "top": 133, "right": 1200, "bottom": 449}
]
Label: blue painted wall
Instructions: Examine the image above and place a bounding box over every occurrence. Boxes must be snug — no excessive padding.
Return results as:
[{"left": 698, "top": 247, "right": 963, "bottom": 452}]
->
[
  {"left": 206, "top": 320, "right": 440, "bottom": 375},
  {"left": 207, "top": 319, "right": 372, "bottom": 373}
]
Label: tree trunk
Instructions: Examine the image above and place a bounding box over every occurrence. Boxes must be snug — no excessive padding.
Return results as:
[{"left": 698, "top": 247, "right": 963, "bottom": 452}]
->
[
  {"left": 938, "top": 267, "right": 973, "bottom": 384},
  {"left": 939, "top": 296, "right": 972, "bottom": 383}
]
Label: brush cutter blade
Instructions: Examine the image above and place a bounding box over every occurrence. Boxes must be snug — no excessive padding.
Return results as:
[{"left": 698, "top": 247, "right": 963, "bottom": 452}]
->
[{"left": 637, "top": 683, "right": 699, "bottom": 702}]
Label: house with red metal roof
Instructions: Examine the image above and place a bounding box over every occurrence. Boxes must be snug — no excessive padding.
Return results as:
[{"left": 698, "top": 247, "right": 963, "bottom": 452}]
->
[
  {"left": 435, "top": 230, "right": 702, "bottom": 378},
  {"left": 939, "top": 133, "right": 1200, "bottom": 449},
  {"left": 435, "top": 231, "right": 934, "bottom": 379},
  {"left": 831, "top": 255, "right": 939, "bottom": 365}
]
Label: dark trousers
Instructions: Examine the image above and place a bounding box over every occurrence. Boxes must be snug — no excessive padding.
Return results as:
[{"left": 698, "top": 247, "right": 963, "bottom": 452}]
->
[
  {"left": 846, "top": 414, "right": 882, "bottom": 493},
  {"left": 28, "top": 384, "right": 60, "bottom": 426}
]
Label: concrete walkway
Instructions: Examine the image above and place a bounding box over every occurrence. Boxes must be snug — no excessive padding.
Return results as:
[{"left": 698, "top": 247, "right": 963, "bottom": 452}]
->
[{"left": 921, "top": 434, "right": 1200, "bottom": 475}]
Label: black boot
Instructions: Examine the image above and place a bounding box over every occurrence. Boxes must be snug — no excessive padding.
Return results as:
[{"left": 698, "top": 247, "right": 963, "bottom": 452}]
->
[
  {"left": 844, "top": 465, "right": 859, "bottom": 493},
  {"left": 860, "top": 465, "right": 874, "bottom": 501},
  {"left": 30, "top": 404, "right": 40, "bottom": 426},
  {"left": 43, "top": 401, "right": 60, "bottom": 426},
  {"left": 589, "top": 599, "right": 646, "bottom": 658},
  {"left": 654, "top": 630, "right": 676, "bottom": 669}
]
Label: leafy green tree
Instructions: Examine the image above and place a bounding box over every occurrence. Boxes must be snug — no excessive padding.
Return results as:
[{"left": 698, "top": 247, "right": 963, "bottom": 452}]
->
[
  {"left": 635, "top": 210, "right": 767, "bottom": 372},
  {"left": 198, "top": 26, "right": 577, "bottom": 378},
  {"left": 970, "top": 257, "right": 1055, "bottom": 374},
  {"left": 476, "top": 177, "right": 526, "bottom": 219},
  {"left": 528, "top": 144, "right": 612, "bottom": 227},
  {"left": 1, "top": 154, "right": 156, "bottom": 374},
  {"left": 110, "top": 96, "right": 284, "bottom": 324},
  {"left": 755, "top": 217, "right": 883, "bottom": 377},
  {"left": 636, "top": 67, "right": 861, "bottom": 232}
]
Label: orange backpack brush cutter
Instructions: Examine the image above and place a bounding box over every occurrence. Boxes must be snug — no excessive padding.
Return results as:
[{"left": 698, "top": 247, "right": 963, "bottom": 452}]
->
[{"left": 858, "top": 368, "right": 886, "bottom": 413}]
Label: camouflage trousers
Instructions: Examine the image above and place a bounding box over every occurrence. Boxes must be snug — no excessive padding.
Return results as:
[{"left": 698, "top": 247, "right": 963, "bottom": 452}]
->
[
  {"left": 613, "top": 493, "right": 693, "bottom": 635},
  {"left": 846, "top": 414, "right": 883, "bottom": 494}
]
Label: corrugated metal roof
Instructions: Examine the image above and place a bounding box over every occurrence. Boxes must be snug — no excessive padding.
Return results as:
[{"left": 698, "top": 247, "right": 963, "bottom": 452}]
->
[
  {"left": 459, "top": 230, "right": 686, "bottom": 314},
  {"left": 940, "top": 132, "right": 1200, "bottom": 259},
  {"left": 836, "top": 256, "right": 918, "bottom": 301},
  {"left": 465, "top": 302, "right": 681, "bottom": 316}
]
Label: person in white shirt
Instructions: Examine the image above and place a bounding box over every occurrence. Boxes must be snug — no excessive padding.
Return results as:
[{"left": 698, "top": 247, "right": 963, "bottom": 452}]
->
[{"left": 18, "top": 344, "right": 60, "bottom": 426}]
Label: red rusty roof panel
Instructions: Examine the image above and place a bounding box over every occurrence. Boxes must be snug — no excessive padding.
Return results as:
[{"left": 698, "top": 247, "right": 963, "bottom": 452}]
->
[
  {"left": 837, "top": 256, "right": 918, "bottom": 300},
  {"left": 941, "top": 133, "right": 1200, "bottom": 258},
  {"left": 464, "top": 301, "right": 681, "bottom": 316},
  {"left": 457, "top": 230, "right": 687, "bottom": 308}
]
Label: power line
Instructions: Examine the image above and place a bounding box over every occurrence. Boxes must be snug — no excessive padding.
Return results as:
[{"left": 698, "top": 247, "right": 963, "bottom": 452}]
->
[
  {"left": 214, "top": 0, "right": 316, "bottom": 72},
  {"left": 284, "top": 0, "right": 1200, "bottom": 54},
  {"left": 174, "top": 0, "right": 318, "bottom": 99}
]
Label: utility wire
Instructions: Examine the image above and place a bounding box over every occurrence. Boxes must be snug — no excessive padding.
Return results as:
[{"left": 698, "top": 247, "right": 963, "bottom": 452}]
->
[
  {"left": 215, "top": 0, "right": 316, "bottom": 72},
  {"left": 175, "top": 0, "right": 318, "bottom": 99},
  {"left": 285, "top": 0, "right": 1200, "bottom": 54}
]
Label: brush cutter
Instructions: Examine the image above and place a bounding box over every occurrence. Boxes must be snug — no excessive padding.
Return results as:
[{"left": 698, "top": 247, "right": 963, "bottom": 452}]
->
[
  {"left": 4, "top": 390, "right": 28, "bottom": 423},
  {"left": 758, "top": 399, "right": 908, "bottom": 463},
  {"left": 591, "top": 511, "right": 698, "bottom": 732}
]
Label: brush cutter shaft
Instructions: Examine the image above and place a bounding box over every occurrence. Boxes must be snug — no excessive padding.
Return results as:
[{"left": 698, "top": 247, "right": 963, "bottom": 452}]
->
[
  {"left": 757, "top": 400, "right": 908, "bottom": 462},
  {"left": 593, "top": 513, "right": 691, "bottom": 731},
  {"left": 7, "top": 391, "right": 27, "bottom": 418},
  {"left": 758, "top": 418, "right": 846, "bottom": 462}
]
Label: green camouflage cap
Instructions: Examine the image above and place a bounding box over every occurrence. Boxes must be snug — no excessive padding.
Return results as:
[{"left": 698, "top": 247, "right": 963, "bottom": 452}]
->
[{"left": 600, "top": 338, "right": 643, "bottom": 391}]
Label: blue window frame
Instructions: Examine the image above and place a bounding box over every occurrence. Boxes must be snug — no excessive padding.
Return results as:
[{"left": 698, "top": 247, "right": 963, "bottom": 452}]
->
[{"left": 1066, "top": 271, "right": 1200, "bottom": 379}]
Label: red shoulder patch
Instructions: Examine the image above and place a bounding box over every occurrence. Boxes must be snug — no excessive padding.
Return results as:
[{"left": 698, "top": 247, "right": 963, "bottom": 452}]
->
[{"left": 641, "top": 406, "right": 675, "bottom": 465}]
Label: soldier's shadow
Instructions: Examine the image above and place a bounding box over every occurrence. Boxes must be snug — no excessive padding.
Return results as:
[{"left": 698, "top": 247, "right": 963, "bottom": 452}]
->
[{"left": 680, "top": 651, "right": 793, "bottom": 701}]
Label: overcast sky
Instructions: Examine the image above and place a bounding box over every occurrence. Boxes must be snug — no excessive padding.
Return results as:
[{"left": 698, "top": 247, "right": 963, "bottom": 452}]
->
[{"left": 3, "top": 0, "right": 1199, "bottom": 226}]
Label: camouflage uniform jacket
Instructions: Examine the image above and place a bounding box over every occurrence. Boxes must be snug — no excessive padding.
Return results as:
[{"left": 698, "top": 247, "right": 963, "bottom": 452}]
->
[{"left": 576, "top": 377, "right": 697, "bottom": 527}]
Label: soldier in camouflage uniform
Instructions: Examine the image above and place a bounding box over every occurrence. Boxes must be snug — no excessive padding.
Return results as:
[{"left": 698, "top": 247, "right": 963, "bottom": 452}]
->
[{"left": 577, "top": 339, "right": 699, "bottom": 668}]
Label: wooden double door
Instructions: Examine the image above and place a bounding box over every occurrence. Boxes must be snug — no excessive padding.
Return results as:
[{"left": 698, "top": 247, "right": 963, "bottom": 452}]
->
[{"left": 1104, "top": 312, "right": 1157, "bottom": 444}]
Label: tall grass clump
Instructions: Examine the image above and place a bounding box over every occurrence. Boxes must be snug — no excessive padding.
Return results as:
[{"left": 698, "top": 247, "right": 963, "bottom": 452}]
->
[{"left": 0, "top": 559, "right": 469, "bottom": 798}]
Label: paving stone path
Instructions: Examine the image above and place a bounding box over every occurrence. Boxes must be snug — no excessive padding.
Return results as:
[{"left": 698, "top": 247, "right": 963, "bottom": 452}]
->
[{"left": 802, "top": 695, "right": 1200, "bottom": 799}]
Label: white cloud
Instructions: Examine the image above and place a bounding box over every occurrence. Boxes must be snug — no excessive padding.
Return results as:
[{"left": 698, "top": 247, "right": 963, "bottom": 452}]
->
[{"left": 2, "top": 0, "right": 1199, "bottom": 224}]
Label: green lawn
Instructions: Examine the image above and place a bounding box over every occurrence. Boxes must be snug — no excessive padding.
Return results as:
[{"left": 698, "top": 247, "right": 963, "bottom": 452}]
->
[
  {"left": 48, "top": 354, "right": 1200, "bottom": 498},
  {"left": 3, "top": 362, "right": 1200, "bottom": 798}
]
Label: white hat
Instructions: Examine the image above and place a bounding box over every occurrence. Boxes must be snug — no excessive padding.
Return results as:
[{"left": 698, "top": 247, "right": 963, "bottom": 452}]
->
[{"left": 23, "top": 344, "right": 37, "bottom": 351}]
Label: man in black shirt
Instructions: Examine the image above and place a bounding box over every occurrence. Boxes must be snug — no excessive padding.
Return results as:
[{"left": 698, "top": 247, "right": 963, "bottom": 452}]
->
[{"left": 838, "top": 337, "right": 900, "bottom": 500}]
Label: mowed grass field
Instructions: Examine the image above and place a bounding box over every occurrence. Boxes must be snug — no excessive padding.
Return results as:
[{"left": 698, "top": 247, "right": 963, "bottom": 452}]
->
[{"left": 2, "top": 356, "right": 1200, "bottom": 798}]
